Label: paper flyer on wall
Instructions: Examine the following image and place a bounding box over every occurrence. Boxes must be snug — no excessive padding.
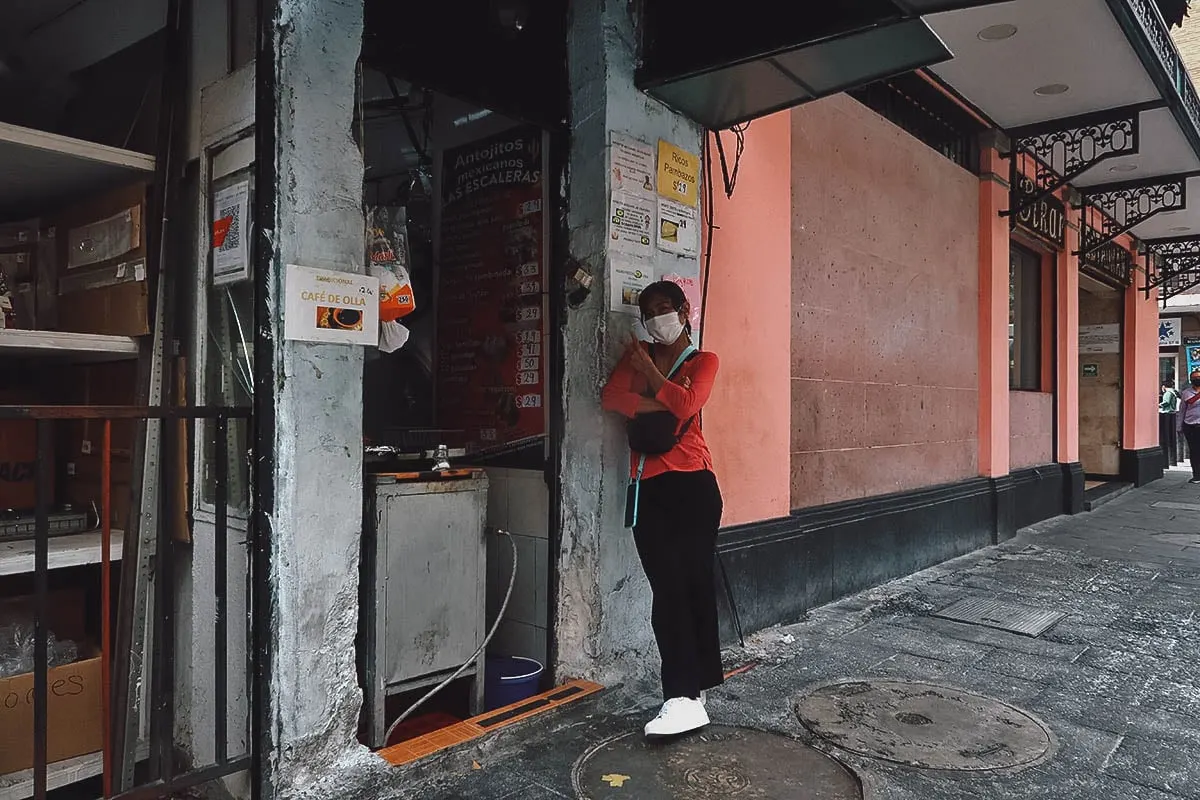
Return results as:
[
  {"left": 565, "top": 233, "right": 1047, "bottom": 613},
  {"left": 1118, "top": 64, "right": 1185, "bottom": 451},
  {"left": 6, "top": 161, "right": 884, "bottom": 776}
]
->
[
  {"left": 212, "top": 180, "right": 251, "bottom": 285},
  {"left": 609, "top": 259, "right": 654, "bottom": 315},
  {"left": 656, "top": 197, "right": 698, "bottom": 257},
  {"left": 610, "top": 133, "right": 657, "bottom": 196},
  {"left": 609, "top": 192, "right": 654, "bottom": 257},
  {"left": 283, "top": 264, "right": 379, "bottom": 345}
]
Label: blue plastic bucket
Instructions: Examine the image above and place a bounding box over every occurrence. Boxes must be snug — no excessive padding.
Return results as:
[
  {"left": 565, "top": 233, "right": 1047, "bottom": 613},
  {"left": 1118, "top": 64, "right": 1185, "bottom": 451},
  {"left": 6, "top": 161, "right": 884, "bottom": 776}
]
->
[{"left": 484, "top": 655, "right": 544, "bottom": 711}]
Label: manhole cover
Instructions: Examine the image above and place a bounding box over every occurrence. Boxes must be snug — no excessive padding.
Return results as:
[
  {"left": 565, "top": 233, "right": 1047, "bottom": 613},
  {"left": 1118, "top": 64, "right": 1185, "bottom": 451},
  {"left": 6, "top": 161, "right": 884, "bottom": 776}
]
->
[
  {"left": 795, "top": 680, "right": 1053, "bottom": 771},
  {"left": 572, "top": 725, "right": 861, "bottom": 799},
  {"left": 933, "top": 598, "right": 1065, "bottom": 637}
]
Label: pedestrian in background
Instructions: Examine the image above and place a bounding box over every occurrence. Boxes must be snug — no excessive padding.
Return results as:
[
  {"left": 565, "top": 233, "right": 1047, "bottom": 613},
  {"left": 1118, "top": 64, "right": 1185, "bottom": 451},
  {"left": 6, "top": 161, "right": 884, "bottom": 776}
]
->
[
  {"left": 1162, "top": 379, "right": 1181, "bottom": 465},
  {"left": 1180, "top": 370, "right": 1200, "bottom": 484}
]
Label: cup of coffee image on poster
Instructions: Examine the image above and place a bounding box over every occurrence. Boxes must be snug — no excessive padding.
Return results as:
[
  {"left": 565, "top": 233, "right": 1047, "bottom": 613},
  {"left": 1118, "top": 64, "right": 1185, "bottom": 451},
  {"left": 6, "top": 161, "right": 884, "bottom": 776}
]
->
[{"left": 437, "top": 126, "right": 546, "bottom": 451}]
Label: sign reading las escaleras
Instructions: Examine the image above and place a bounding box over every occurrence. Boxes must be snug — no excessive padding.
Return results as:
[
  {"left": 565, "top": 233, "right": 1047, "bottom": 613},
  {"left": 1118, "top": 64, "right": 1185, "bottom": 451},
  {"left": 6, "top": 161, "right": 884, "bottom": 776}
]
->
[{"left": 1014, "top": 176, "right": 1066, "bottom": 250}]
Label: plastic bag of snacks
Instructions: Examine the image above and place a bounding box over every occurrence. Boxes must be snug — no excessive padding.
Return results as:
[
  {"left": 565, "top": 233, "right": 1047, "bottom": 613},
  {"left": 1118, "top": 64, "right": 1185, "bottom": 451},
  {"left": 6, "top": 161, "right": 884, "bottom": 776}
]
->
[{"left": 368, "top": 206, "right": 416, "bottom": 323}]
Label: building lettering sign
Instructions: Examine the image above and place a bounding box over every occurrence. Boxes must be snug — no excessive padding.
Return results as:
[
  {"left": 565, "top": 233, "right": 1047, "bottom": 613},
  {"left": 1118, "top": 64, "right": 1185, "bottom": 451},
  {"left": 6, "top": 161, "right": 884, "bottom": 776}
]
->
[
  {"left": 1014, "top": 177, "right": 1066, "bottom": 249},
  {"left": 1079, "top": 225, "right": 1132, "bottom": 289}
]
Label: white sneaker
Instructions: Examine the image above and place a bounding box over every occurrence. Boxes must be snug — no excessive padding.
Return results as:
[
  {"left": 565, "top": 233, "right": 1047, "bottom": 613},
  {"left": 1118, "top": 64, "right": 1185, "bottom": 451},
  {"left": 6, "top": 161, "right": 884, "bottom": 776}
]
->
[{"left": 644, "top": 697, "right": 710, "bottom": 738}]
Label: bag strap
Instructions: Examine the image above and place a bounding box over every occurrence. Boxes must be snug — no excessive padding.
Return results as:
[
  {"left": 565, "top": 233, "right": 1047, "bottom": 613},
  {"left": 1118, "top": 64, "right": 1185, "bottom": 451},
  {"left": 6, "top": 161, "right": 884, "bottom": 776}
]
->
[{"left": 663, "top": 344, "right": 697, "bottom": 379}]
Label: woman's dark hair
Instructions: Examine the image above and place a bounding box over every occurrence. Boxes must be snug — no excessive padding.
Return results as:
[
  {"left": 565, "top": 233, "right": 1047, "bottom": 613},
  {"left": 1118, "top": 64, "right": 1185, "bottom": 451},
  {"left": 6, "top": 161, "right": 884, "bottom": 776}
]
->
[{"left": 638, "top": 280, "right": 693, "bottom": 336}]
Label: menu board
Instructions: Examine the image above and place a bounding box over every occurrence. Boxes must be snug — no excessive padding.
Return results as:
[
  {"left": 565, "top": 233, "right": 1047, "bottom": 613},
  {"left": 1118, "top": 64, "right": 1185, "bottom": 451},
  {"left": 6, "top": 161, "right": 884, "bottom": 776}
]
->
[{"left": 437, "top": 126, "right": 546, "bottom": 451}]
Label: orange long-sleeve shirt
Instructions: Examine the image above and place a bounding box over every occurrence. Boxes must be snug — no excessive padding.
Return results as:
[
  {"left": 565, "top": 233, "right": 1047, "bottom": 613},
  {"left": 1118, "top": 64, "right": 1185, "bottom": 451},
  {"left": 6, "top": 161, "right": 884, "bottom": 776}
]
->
[{"left": 600, "top": 346, "right": 720, "bottom": 480}]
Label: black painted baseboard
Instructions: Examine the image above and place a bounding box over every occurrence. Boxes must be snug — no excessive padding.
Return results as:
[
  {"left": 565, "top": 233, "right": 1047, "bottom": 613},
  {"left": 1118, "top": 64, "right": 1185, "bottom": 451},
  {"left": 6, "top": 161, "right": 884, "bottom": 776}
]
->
[
  {"left": 1009, "top": 464, "right": 1064, "bottom": 531},
  {"left": 1062, "top": 462, "right": 1085, "bottom": 515},
  {"left": 714, "top": 465, "right": 1082, "bottom": 645},
  {"left": 1120, "top": 447, "right": 1165, "bottom": 487},
  {"left": 715, "top": 477, "right": 996, "bottom": 644}
]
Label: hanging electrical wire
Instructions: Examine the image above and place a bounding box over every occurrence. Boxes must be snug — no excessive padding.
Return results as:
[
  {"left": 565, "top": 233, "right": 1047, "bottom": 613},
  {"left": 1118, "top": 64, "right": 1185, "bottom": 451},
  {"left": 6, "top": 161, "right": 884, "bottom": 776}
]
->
[{"left": 712, "top": 121, "right": 750, "bottom": 199}]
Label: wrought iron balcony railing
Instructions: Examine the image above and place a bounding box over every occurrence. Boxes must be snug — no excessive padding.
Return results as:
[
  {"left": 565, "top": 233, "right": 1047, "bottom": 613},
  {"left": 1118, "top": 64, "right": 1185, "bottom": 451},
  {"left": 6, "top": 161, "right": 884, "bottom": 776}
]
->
[{"left": 1110, "top": 0, "right": 1200, "bottom": 153}]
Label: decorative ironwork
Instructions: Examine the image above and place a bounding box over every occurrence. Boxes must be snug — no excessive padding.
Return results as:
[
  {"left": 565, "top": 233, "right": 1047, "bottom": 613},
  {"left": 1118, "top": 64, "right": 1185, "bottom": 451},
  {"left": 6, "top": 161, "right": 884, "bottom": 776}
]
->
[
  {"left": 1162, "top": 265, "right": 1200, "bottom": 298},
  {"left": 1104, "top": 0, "right": 1200, "bottom": 163},
  {"left": 1075, "top": 174, "right": 1192, "bottom": 256},
  {"left": 1079, "top": 224, "right": 1133, "bottom": 288},
  {"left": 1125, "top": 0, "right": 1182, "bottom": 78},
  {"left": 1181, "top": 76, "right": 1200, "bottom": 140},
  {"left": 1142, "top": 247, "right": 1200, "bottom": 299},
  {"left": 1003, "top": 102, "right": 1161, "bottom": 219},
  {"left": 1144, "top": 234, "right": 1200, "bottom": 259}
]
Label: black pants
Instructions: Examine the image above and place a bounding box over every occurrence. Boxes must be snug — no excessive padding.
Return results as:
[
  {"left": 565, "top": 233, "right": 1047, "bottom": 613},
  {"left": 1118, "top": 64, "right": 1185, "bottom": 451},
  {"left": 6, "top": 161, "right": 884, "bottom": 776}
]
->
[
  {"left": 1184, "top": 423, "right": 1200, "bottom": 479},
  {"left": 632, "top": 469, "right": 724, "bottom": 701}
]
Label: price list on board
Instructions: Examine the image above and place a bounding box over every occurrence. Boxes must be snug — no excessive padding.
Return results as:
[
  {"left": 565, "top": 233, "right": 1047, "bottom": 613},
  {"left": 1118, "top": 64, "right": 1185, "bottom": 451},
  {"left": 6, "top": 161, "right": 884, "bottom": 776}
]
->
[{"left": 437, "top": 126, "right": 546, "bottom": 450}]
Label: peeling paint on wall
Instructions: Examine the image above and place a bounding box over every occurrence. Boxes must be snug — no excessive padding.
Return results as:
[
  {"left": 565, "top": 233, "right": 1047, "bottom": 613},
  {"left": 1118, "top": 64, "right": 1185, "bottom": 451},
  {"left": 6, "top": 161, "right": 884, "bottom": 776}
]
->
[{"left": 265, "top": 0, "right": 391, "bottom": 796}]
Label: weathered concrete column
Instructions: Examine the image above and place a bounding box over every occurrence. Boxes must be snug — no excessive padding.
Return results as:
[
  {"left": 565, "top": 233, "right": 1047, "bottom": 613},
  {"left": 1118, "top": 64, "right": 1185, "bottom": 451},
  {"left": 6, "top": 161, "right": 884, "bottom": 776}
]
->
[
  {"left": 556, "top": 3, "right": 703, "bottom": 686},
  {"left": 262, "top": 0, "right": 386, "bottom": 795}
]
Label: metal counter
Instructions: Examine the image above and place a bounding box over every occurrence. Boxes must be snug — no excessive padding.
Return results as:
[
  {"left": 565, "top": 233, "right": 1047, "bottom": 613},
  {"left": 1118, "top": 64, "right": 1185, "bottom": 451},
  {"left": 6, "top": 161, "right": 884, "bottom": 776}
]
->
[{"left": 359, "top": 471, "right": 488, "bottom": 748}]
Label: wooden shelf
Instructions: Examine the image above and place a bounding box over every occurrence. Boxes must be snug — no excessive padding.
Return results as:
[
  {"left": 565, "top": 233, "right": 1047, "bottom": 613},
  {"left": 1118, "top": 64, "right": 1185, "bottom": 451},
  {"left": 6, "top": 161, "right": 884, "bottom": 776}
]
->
[
  {"left": 0, "top": 751, "right": 105, "bottom": 800},
  {"left": 0, "top": 329, "right": 139, "bottom": 362},
  {"left": 0, "top": 742, "right": 149, "bottom": 800},
  {"left": 0, "top": 121, "right": 155, "bottom": 219},
  {"left": 0, "top": 530, "right": 124, "bottom": 577}
]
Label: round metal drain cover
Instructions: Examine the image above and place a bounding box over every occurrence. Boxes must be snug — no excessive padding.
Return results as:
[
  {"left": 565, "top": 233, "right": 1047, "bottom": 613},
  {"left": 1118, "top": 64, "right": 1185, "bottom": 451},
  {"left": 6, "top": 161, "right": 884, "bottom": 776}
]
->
[
  {"left": 795, "top": 680, "right": 1053, "bottom": 771},
  {"left": 573, "top": 725, "right": 861, "bottom": 799}
]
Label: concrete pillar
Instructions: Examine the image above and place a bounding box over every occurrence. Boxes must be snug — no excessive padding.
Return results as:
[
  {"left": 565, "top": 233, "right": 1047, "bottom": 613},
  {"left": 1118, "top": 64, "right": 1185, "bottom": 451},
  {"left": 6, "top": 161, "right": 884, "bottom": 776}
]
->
[
  {"left": 703, "top": 119, "right": 792, "bottom": 526},
  {"left": 977, "top": 148, "right": 1011, "bottom": 478},
  {"left": 1057, "top": 207, "right": 1084, "bottom": 512},
  {"left": 555, "top": 1, "right": 703, "bottom": 687},
  {"left": 261, "top": 0, "right": 387, "bottom": 795}
]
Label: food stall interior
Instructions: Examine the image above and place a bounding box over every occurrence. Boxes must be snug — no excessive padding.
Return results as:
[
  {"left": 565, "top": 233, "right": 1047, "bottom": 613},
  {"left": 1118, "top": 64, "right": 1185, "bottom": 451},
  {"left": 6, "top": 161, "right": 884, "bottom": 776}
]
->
[{"left": 355, "top": 68, "right": 555, "bottom": 751}]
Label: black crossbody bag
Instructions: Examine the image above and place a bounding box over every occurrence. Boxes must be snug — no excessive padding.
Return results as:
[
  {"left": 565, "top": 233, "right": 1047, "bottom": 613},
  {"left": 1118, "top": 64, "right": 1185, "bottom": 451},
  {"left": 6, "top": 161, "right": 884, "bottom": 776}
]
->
[{"left": 624, "top": 345, "right": 698, "bottom": 527}]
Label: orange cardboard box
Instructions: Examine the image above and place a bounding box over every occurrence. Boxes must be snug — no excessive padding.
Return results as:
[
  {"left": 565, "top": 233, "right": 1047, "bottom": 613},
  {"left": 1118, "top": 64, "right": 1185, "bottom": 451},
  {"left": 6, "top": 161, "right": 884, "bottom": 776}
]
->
[{"left": 0, "top": 655, "right": 104, "bottom": 776}]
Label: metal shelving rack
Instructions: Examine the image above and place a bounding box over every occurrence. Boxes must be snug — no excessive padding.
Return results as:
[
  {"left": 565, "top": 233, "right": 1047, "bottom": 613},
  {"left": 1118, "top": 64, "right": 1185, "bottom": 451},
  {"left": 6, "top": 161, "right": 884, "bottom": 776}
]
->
[{"left": 0, "top": 120, "right": 159, "bottom": 800}]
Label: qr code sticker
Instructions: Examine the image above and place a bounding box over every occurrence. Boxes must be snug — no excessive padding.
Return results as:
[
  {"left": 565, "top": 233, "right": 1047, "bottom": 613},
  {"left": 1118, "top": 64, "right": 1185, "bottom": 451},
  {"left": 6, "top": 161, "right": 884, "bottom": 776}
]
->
[{"left": 218, "top": 205, "right": 241, "bottom": 253}]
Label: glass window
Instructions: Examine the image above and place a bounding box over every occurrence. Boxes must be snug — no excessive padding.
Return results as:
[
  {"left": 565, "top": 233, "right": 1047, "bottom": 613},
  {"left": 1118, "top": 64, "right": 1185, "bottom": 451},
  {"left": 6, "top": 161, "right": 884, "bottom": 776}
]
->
[
  {"left": 1010, "top": 244, "right": 1042, "bottom": 391},
  {"left": 201, "top": 159, "right": 254, "bottom": 513}
]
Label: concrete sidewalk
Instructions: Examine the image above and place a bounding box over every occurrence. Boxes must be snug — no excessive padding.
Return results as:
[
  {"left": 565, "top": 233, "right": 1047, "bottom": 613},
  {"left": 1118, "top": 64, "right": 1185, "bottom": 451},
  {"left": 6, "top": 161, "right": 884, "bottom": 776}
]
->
[{"left": 380, "top": 469, "right": 1200, "bottom": 799}]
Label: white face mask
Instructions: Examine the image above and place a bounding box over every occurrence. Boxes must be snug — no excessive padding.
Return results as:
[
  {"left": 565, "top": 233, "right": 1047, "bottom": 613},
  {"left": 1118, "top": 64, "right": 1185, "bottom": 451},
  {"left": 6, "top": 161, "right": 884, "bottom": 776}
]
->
[{"left": 644, "top": 312, "right": 685, "bottom": 345}]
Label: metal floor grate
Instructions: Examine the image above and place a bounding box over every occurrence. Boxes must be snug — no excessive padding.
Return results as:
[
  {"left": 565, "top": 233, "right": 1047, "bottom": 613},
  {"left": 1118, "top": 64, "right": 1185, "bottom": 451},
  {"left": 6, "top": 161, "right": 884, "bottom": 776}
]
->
[{"left": 933, "top": 598, "right": 1065, "bottom": 638}]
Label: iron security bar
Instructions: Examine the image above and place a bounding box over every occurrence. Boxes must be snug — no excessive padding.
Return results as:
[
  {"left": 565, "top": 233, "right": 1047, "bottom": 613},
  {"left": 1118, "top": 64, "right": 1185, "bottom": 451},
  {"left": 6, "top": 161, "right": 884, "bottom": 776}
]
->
[{"left": 0, "top": 404, "right": 253, "bottom": 800}]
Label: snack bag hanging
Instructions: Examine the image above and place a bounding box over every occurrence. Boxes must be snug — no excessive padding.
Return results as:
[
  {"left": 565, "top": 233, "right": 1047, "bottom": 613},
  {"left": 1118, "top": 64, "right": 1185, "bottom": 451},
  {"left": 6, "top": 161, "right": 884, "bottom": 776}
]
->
[{"left": 367, "top": 206, "right": 416, "bottom": 322}]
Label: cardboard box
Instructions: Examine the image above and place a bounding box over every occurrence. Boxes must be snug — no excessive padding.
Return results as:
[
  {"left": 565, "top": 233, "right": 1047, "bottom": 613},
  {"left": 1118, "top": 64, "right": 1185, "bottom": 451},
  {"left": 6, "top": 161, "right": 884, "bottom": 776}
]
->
[
  {"left": 0, "top": 589, "right": 99, "bottom": 776},
  {"left": 0, "top": 655, "right": 103, "bottom": 775},
  {"left": 53, "top": 183, "right": 150, "bottom": 337},
  {"left": 56, "top": 280, "right": 149, "bottom": 337}
]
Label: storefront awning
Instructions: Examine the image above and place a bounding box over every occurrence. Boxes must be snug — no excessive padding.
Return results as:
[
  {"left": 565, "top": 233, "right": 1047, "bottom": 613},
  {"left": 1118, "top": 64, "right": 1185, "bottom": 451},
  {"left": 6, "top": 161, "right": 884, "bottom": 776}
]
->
[
  {"left": 635, "top": 1, "right": 1016, "bottom": 131},
  {"left": 925, "top": 0, "right": 1200, "bottom": 250}
]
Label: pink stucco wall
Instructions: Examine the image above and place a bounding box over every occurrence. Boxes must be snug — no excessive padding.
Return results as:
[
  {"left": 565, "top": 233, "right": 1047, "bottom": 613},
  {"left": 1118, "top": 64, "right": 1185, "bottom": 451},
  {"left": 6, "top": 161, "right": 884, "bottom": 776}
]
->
[
  {"left": 1056, "top": 212, "right": 1080, "bottom": 464},
  {"left": 1009, "top": 391, "right": 1054, "bottom": 468},
  {"left": 1124, "top": 280, "right": 1161, "bottom": 450},
  {"left": 703, "top": 114, "right": 793, "bottom": 526},
  {"left": 978, "top": 149, "right": 1011, "bottom": 477},
  {"left": 790, "top": 96, "right": 979, "bottom": 509}
]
